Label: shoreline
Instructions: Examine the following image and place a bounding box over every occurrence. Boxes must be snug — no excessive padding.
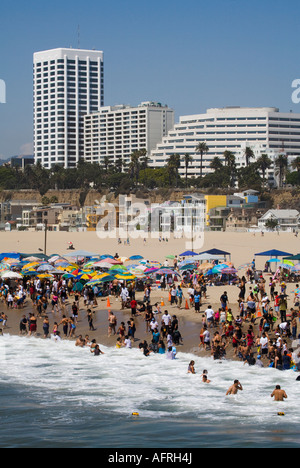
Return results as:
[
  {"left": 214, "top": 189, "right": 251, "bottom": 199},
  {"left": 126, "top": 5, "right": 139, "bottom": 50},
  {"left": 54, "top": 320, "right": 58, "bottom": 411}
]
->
[
  {"left": 0, "top": 281, "right": 296, "bottom": 365},
  {"left": 0, "top": 230, "right": 299, "bottom": 364}
]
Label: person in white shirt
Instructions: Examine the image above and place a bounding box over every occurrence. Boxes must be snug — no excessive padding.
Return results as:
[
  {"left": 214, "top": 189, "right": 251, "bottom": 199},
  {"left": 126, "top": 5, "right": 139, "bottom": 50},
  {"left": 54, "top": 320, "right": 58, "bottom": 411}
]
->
[
  {"left": 203, "top": 327, "right": 211, "bottom": 350},
  {"left": 162, "top": 311, "right": 172, "bottom": 327},
  {"left": 205, "top": 306, "right": 214, "bottom": 328},
  {"left": 259, "top": 332, "right": 269, "bottom": 358},
  {"left": 124, "top": 336, "right": 132, "bottom": 348}
]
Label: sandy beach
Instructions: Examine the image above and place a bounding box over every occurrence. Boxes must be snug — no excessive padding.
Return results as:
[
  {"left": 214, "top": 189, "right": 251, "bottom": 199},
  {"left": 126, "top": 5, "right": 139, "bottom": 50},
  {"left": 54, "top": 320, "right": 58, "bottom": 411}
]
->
[{"left": 0, "top": 229, "right": 298, "bottom": 359}]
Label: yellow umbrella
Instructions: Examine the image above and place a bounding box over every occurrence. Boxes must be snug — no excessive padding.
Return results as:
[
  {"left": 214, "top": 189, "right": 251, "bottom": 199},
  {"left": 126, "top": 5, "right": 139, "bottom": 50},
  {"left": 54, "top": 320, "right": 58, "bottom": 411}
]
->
[
  {"left": 115, "top": 274, "right": 136, "bottom": 280},
  {"left": 37, "top": 274, "right": 54, "bottom": 280},
  {"left": 22, "top": 262, "right": 40, "bottom": 270},
  {"left": 93, "top": 273, "right": 110, "bottom": 280}
]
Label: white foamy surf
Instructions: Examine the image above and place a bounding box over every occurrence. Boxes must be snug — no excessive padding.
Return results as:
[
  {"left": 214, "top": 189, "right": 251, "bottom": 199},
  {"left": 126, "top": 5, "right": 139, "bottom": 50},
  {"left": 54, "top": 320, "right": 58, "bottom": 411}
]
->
[{"left": 0, "top": 334, "right": 299, "bottom": 424}]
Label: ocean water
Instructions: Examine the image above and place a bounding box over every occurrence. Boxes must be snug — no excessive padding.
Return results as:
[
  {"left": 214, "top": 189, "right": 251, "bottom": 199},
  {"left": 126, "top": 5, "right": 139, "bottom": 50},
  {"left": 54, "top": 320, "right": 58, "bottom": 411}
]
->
[{"left": 0, "top": 334, "right": 300, "bottom": 448}]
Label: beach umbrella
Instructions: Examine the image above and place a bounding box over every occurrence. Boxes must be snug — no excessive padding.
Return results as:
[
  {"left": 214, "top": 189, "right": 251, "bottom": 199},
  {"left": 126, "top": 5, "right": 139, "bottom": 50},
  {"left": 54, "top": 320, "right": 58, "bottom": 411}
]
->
[
  {"left": 156, "top": 268, "right": 175, "bottom": 275},
  {"left": 221, "top": 268, "right": 238, "bottom": 275},
  {"left": 102, "top": 258, "right": 123, "bottom": 265},
  {"left": 1, "top": 271, "right": 23, "bottom": 279},
  {"left": 109, "top": 264, "right": 127, "bottom": 271},
  {"left": 92, "top": 261, "right": 110, "bottom": 268},
  {"left": 37, "top": 274, "right": 54, "bottom": 280},
  {"left": 179, "top": 264, "right": 196, "bottom": 271},
  {"left": 205, "top": 266, "right": 224, "bottom": 275},
  {"left": 37, "top": 264, "right": 55, "bottom": 272},
  {"left": 100, "top": 255, "right": 114, "bottom": 259},
  {"left": 86, "top": 275, "right": 115, "bottom": 285},
  {"left": 64, "top": 250, "right": 98, "bottom": 258},
  {"left": 278, "top": 263, "right": 293, "bottom": 269},
  {"left": 115, "top": 273, "right": 136, "bottom": 280},
  {"left": 144, "top": 267, "right": 160, "bottom": 273},
  {"left": 62, "top": 273, "right": 77, "bottom": 279},
  {"left": 291, "top": 264, "right": 300, "bottom": 272},
  {"left": 22, "top": 256, "right": 43, "bottom": 262},
  {"left": 129, "top": 255, "right": 144, "bottom": 260},
  {"left": 283, "top": 254, "right": 300, "bottom": 261},
  {"left": 166, "top": 255, "right": 175, "bottom": 260}
]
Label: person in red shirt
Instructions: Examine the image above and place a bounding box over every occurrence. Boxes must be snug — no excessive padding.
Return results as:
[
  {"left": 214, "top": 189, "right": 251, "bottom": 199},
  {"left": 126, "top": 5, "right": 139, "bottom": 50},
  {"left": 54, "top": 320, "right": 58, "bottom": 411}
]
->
[{"left": 130, "top": 298, "right": 137, "bottom": 316}]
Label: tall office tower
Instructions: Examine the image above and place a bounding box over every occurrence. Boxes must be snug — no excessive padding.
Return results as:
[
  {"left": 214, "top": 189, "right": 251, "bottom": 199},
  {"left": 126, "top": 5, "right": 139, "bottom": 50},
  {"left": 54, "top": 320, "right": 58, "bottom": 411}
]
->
[{"left": 33, "top": 48, "right": 104, "bottom": 169}]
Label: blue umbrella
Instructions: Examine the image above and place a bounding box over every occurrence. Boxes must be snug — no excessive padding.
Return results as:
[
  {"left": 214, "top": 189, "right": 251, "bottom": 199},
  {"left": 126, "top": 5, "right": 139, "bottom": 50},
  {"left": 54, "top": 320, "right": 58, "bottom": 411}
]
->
[{"left": 129, "top": 255, "right": 144, "bottom": 260}]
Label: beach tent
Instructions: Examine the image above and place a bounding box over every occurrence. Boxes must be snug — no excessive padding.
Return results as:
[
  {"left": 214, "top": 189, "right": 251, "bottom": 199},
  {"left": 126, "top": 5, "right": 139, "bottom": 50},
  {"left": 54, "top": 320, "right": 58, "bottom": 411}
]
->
[
  {"left": 255, "top": 249, "right": 293, "bottom": 258},
  {"left": 201, "top": 249, "right": 231, "bottom": 257},
  {"left": 192, "top": 253, "right": 224, "bottom": 262},
  {"left": 179, "top": 251, "right": 198, "bottom": 257}
]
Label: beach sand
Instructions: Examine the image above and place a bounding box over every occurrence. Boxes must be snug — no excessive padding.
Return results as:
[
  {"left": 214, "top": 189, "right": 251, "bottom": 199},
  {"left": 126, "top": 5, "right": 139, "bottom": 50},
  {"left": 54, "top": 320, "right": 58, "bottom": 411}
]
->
[{"left": 0, "top": 230, "right": 298, "bottom": 358}]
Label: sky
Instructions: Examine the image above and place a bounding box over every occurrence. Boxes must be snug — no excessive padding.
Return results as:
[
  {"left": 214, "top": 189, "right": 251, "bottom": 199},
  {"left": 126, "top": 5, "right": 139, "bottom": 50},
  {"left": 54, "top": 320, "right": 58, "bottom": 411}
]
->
[{"left": 1, "top": 0, "right": 300, "bottom": 159}]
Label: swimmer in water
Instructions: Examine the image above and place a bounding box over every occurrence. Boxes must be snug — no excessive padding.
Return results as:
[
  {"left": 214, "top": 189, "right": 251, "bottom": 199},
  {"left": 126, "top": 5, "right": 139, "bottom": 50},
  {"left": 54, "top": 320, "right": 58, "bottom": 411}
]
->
[
  {"left": 202, "top": 375, "right": 211, "bottom": 383},
  {"left": 271, "top": 385, "right": 287, "bottom": 402},
  {"left": 226, "top": 380, "right": 243, "bottom": 395},
  {"left": 188, "top": 360, "right": 196, "bottom": 374}
]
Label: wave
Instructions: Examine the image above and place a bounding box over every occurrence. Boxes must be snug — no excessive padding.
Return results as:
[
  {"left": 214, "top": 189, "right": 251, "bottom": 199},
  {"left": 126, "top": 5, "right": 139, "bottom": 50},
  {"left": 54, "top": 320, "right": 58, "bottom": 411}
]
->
[{"left": 0, "top": 334, "right": 299, "bottom": 425}]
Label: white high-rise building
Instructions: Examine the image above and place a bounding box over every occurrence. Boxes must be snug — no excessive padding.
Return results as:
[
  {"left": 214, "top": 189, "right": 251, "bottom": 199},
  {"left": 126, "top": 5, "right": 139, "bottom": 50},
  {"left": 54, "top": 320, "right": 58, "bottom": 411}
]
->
[
  {"left": 33, "top": 48, "right": 104, "bottom": 169},
  {"left": 150, "top": 107, "right": 300, "bottom": 179},
  {"left": 84, "top": 102, "right": 174, "bottom": 167}
]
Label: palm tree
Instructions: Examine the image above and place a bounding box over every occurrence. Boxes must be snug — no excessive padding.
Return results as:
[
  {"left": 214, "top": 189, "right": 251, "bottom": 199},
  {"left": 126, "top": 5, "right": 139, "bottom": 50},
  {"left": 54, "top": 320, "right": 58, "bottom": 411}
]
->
[
  {"left": 210, "top": 156, "right": 223, "bottom": 172},
  {"left": 167, "top": 153, "right": 181, "bottom": 187},
  {"left": 195, "top": 142, "right": 209, "bottom": 178},
  {"left": 184, "top": 153, "right": 194, "bottom": 186},
  {"left": 129, "top": 150, "right": 141, "bottom": 186},
  {"left": 257, "top": 154, "right": 272, "bottom": 186},
  {"left": 291, "top": 156, "right": 300, "bottom": 173},
  {"left": 275, "top": 154, "right": 288, "bottom": 188},
  {"left": 223, "top": 150, "right": 236, "bottom": 169},
  {"left": 245, "top": 146, "right": 254, "bottom": 167},
  {"left": 223, "top": 150, "right": 236, "bottom": 187}
]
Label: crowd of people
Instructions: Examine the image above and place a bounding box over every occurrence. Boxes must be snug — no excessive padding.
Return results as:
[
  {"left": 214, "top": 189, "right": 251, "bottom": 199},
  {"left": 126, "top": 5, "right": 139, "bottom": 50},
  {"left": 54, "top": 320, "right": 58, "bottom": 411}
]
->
[{"left": 0, "top": 258, "right": 300, "bottom": 376}]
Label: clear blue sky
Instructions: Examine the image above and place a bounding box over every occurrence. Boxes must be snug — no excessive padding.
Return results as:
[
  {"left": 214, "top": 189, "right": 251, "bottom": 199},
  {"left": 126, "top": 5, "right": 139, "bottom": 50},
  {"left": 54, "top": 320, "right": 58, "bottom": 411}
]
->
[{"left": 1, "top": 0, "right": 300, "bottom": 159}]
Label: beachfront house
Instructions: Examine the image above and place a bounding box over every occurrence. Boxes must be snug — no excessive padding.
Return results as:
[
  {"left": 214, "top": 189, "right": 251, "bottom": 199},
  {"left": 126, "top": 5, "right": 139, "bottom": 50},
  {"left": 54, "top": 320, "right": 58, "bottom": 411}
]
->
[{"left": 258, "top": 209, "right": 300, "bottom": 232}]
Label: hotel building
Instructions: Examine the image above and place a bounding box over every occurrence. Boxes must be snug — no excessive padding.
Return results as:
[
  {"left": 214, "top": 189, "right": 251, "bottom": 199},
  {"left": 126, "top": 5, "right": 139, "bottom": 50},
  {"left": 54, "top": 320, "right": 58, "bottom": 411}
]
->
[
  {"left": 83, "top": 102, "right": 174, "bottom": 167},
  {"left": 33, "top": 48, "right": 104, "bottom": 169},
  {"left": 149, "top": 107, "right": 300, "bottom": 181}
]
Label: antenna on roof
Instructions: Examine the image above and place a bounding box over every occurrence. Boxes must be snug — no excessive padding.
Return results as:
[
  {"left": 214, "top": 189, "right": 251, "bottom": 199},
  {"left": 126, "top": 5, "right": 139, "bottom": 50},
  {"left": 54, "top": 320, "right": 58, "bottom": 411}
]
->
[{"left": 77, "top": 24, "right": 80, "bottom": 49}]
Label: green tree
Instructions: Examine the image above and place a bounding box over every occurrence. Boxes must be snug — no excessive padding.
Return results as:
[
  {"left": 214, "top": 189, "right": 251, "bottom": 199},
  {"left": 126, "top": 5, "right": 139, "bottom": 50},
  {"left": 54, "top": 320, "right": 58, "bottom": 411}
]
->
[
  {"left": 210, "top": 156, "right": 223, "bottom": 172},
  {"left": 291, "top": 156, "right": 300, "bottom": 173},
  {"left": 167, "top": 153, "right": 181, "bottom": 187},
  {"left": 184, "top": 153, "right": 194, "bottom": 186},
  {"left": 195, "top": 142, "right": 209, "bottom": 178},
  {"left": 265, "top": 218, "right": 279, "bottom": 231},
  {"left": 245, "top": 146, "right": 255, "bottom": 167},
  {"left": 129, "top": 150, "right": 141, "bottom": 186},
  {"left": 275, "top": 155, "right": 288, "bottom": 188},
  {"left": 257, "top": 153, "right": 272, "bottom": 187}
]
